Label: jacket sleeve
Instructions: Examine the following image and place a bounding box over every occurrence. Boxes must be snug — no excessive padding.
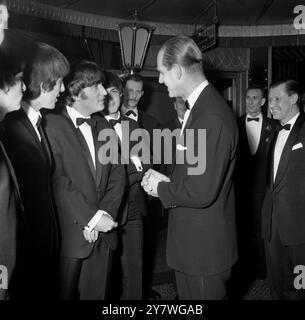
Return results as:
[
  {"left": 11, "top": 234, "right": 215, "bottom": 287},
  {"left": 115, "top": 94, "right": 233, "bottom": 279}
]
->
[{"left": 158, "top": 114, "right": 236, "bottom": 209}]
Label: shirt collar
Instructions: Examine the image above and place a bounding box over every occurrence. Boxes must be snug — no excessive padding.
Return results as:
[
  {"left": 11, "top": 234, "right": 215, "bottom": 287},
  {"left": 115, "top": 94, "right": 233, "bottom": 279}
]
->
[
  {"left": 186, "top": 80, "right": 209, "bottom": 110},
  {"left": 283, "top": 112, "right": 300, "bottom": 129},
  {"left": 21, "top": 101, "right": 42, "bottom": 127},
  {"left": 66, "top": 105, "right": 91, "bottom": 128},
  {"left": 105, "top": 111, "right": 121, "bottom": 121},
  {"left": 121, "top": 105, "right": 138, "bottom": 117}
]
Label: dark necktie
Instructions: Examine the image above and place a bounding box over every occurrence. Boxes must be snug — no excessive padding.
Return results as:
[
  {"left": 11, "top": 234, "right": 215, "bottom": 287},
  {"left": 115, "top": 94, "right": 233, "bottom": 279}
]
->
[
  {"left": 185, "top": 100, "right": 190, "bottom": 110},
  {"left": 36, "top": 116, "right": 52, "bottom": 165},
  {"left": 76, "top": 117, "right": 97, "bottom": 127},
  {"left": 247, "top": 117, "right": 259, "bottom": 122},
  {"left": 109, "top": 118, "right": 121, "bottom": 127},
  {"left": 125, "top": 110, "right": 136, "bottom": 117}
]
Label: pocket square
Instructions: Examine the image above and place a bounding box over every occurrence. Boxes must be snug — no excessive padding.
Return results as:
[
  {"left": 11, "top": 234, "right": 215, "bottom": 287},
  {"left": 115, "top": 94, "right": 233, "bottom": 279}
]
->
[
  {"left": 292, "top": 142, "right": 303, "bottom": 151},
  {"left": 176, "top": 144, "right": 187, "bottom": 151}
]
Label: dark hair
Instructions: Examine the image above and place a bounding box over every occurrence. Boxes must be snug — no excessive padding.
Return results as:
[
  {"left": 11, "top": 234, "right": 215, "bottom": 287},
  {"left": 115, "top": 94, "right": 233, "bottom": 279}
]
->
[
  {"left": 246, "top": 84, "right": 266, "bottom": 98},
  {"left": 104, "top": 71, "right": 123, "bottom": 93},
  {"left": 160, "top": 36, "right": 203, "bottom": 73},
  {"left": 123, "top": 73, "right": 143, "bottom": 88},
  {"left": 64, "top": 60, "right": 105, "bottom": 106},
  {"left": 22, "top": 42, "right": 70, "bottom": 101},
  {"left": 0, "top": 49, "right": 22, "bottom": 91},
  {"left": 270, "top": 79, "right": 302, "bottom": 107}
]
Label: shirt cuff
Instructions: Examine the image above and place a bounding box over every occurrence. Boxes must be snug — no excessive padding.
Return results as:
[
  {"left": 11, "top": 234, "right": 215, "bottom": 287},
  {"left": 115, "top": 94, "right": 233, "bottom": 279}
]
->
[{"left": 85, "top": 210, "right": 107, "bottom": 232}]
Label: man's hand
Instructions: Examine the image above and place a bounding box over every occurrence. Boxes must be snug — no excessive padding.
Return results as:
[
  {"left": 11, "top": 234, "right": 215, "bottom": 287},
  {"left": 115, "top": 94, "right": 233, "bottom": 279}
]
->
[
  {"left": 83, "top": 229, "right": 98, "bottom": 243},
  {"left": 94, "top": 213, "right": 118, "bottom": 232},
  {"left": 141, "top": 169, "right": 170, "bottom": 197}
]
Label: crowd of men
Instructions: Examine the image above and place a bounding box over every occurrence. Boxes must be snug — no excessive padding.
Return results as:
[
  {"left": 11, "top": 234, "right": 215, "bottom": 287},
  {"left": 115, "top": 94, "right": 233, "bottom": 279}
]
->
[{"left": 1, "top": 34, "right": 305, "bottom": 301}]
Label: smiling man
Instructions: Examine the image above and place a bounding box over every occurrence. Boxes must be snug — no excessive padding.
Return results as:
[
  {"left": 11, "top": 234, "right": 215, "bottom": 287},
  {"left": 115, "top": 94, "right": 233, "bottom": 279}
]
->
[
  {"left": 44, "top": 61, "right": 125, "bottom": 300},
  {"left": 262, "top": 80, "right": 305, "bottom": 300},
  {"left": 2, "top": 42, "right": 69, "bottom": 299}
]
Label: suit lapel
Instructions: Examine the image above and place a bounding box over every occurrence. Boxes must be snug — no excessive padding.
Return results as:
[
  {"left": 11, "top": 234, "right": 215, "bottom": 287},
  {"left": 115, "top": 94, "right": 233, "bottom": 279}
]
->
[
  {"left": 92, "top": 126, "right": 103, "bottom": 187},
  {"left": 274, "top": 114, "right": 304, "bottom": 188},
  {"left": 137, "top": 110, "right": 144, "bottom": 128}
]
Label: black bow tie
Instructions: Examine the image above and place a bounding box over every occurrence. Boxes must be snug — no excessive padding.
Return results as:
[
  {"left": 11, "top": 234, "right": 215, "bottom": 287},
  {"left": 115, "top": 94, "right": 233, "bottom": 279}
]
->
[
  {"left": 277, "top": 123, "right": 291, "bottom": 131},
  {"left": 185, "top": 100, "right": 190, "bottom": 110},
  {"left": 76, "top": 117, "right": 97, "bottom": 127},
  {"left": 109, "top": 118, "right": 121, "bottom": 127},
  {"left": 125, "top": 110, "right": 136, "bottom": 117},
  {"left": 247, "top": 117, "right": 259, "bottom": 122}
]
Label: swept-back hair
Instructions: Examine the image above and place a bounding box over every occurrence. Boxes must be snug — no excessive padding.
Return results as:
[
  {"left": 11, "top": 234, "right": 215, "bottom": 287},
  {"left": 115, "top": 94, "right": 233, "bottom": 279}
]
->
[{"left": 160, "top": 35, "right": 203, "bottom": 73}]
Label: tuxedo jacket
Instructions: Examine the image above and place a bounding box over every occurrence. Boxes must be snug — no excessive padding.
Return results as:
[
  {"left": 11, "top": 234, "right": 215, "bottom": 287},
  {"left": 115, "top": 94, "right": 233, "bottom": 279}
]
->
[
  {"left": 44, "top": 107, "right": 126, "bottom": 259},
  {"left": 2, "top": 108, "right": 59, "bottom": 259},
  {"left": 236, "top": 115, "right": 276, "bottom": 195},
  {"left": 158, "top": 84, "right": 239, "bottom": 276},
  {"left": 0, "top": 138, "right": 23, "bottom": 300},
  {"left": 262, "top": 113, "right": 305, "bottom": 245},
  {"left": 101, "top": 115, "right": 151, "bottom": 226}
]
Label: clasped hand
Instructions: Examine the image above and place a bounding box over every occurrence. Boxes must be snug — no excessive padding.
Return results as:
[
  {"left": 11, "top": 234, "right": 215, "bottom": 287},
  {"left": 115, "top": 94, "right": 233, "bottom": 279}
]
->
[{"left": 141, "top": 169, "right": 170, "bottom": 197}]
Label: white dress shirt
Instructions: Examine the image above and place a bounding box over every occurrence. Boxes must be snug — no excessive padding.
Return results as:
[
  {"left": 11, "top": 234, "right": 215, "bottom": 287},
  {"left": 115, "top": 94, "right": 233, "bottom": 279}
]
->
[
  {"left": 181, "top": 80, "right": 209, "bottom": 136},
  {"left": 66, "top": 106, "right": 106, "bottom": 231},
  {"left": 66, "top": 106, "right": 96, "bottom": 169},
  {"left": 246, "top": 113, "right": 262, "bottom": 155},
  {"left": 22, "top": 101, "right": 42, "bottom": 141},
  {"left": 273, "top": 112, "right": 300, "bottom": 182},
  {"left": 105, "top": 112, "right": 122, "bottom": 142}
]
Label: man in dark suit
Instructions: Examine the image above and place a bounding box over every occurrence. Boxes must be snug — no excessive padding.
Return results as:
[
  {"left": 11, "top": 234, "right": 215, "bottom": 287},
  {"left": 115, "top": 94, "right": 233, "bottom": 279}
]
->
[
  {"left": 2, "top": 42, "right": 70, "bottom": 299},
  {"left": 262, "top": 80, "right": 305, "bottom": 300},
  {"left": 235, "top": 85, "right": 276, "bottom": 286},
  {"left": 44, "top": 61, "right": 125, "bottom": 300},
  {"left": 0, "top": 50, "right": 24, "bottom": 300},
  {"left": 121, "top": 73, "right": 161, "bottom": 299},
  {"left": 142, "top": 36, "right": 238, "bottom": 300},
  {"left": 103, "top": 72, "right": 151, "bottom": 299}
]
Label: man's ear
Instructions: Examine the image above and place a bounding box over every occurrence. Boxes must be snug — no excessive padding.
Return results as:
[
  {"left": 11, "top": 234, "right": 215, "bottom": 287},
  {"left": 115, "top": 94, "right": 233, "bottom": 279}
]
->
[
  {"left": 40, "top": 82, "right": 46, "bottom": 94},
  {"left": 261, "top": 97, "right": 266, "bottom": 106},
  {"left": 172, "top": 64, "right": 182, "bottom": 80},
  {"left": 140, "top": 90, "right": 144, "bottom": 98},
  {"left": 290, "top": 93, "right": 298, "bottom": 106}
]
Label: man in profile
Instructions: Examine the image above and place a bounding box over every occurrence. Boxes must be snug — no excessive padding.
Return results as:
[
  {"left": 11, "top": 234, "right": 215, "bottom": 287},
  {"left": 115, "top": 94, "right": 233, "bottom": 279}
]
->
[
  {"left": 2, "top": 42, "right": 70, "bottom": 299},
  {"left": 142, "top": 36, "right": 238, "bottom": 300},
  {"left": 0, "top": 50, "right": 25, "bottom": 300},
  {"left": 45, "top": 61, "right": 125, "bottom": 300}
]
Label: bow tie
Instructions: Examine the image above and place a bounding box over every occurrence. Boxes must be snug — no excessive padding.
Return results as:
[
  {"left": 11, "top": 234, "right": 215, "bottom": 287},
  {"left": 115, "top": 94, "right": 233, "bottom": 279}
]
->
[
  {"left": 185, "top": 100, "right": 190, "bottom": 110},
  {"left": 277, "top": 123, "right": 291, "bottom": 131},
  {"left": 76, "top": 117, "right": 97, "bottom": 127},
  {"left": 109, "top": 118, "right": 121, "bottom": 127},
  {"left": 247, "top": 117, "right": 259, "bottom": 122},
  {"left": 125, "top": 110, "right": 136, "bottom": 117}
]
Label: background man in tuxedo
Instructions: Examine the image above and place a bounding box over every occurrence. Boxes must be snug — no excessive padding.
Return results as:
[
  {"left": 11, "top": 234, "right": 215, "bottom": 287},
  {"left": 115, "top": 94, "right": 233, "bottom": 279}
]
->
[
  {"left": 44, "top": 61, "right": 125, "bottom": 300},
  {"left": 121, "top": 73, "right": 161, "bottom": 299},
  {"left": 234, "top": 85, "right": 276, "bottom": 295},
  {"left": 0, "top": 50, "right": 25, "bottom": 300},
  {"left": 2, "top": 42, "right": 70, "bottom": 299},
  {"left": 103, "top": 72, "right": 151, "bottom": 299},
  {"left": 262, "top": 79, "right": 305, "bottom": 300},
  {"left": 142, "top": 35, "right": 238, "bottom": 300}
]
